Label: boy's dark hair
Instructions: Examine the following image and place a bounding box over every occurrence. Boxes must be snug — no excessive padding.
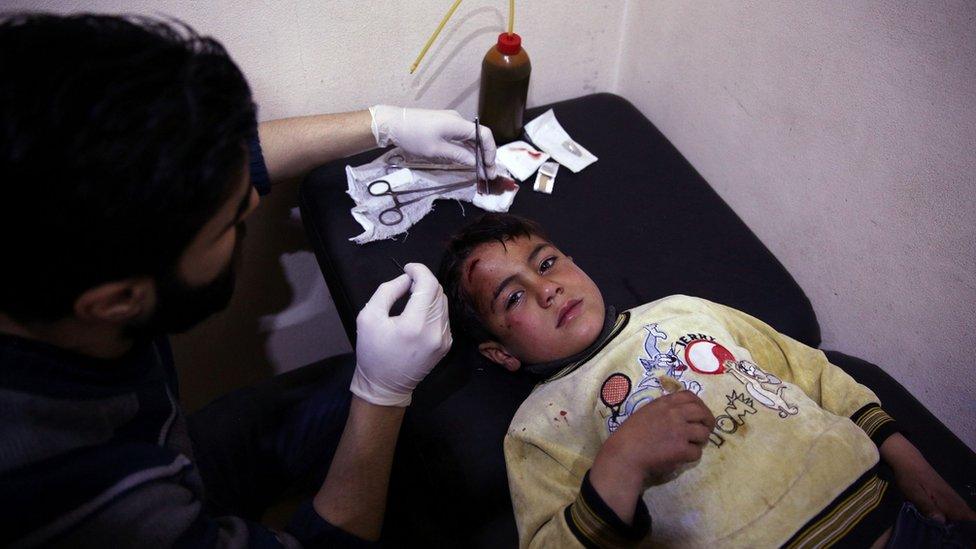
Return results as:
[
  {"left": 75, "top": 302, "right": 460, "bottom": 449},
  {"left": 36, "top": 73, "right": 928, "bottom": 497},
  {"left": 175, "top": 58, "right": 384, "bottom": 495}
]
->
[
  {"left": 0, "top": 13, "right": 257, "bottom": 322},
  {"left": 438, "top": 213, "right": 548, "bottom": 343}
]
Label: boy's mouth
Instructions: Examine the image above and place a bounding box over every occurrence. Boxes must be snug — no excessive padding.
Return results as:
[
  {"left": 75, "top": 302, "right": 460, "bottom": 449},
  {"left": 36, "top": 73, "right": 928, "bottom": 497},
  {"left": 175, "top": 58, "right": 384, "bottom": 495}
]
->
[{"left": 557, "top": 299, "right": 583, "bottom": 328}]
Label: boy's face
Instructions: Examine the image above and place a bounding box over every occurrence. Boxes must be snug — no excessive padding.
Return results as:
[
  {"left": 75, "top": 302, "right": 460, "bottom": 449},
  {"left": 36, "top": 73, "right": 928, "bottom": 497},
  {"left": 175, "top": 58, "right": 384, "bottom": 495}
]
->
[{"left": 462, "top": 234, "right": 605, "bottom": 370}]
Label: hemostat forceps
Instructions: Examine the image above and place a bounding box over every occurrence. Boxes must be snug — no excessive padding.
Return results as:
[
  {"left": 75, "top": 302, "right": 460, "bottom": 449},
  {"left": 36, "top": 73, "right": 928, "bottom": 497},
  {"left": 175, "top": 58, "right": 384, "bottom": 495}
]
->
[
  {"left": 474, "top": 117, "right": 488, "bottom": 194},
  {"left": 368, "top": 178, "right": 474, "bottom": 226},
  {"left": 383, "top": 153, "right": 472, "bottom": 173},
  {"left": 384, "top": 117, "right": 489, "bottom": 189}
]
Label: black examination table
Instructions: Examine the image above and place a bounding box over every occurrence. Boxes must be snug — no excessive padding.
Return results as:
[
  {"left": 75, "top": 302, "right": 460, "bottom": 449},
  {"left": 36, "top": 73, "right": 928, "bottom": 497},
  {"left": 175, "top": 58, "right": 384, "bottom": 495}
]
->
[{"left": 298, "top": 93, "right": 975, "bottom": 546}]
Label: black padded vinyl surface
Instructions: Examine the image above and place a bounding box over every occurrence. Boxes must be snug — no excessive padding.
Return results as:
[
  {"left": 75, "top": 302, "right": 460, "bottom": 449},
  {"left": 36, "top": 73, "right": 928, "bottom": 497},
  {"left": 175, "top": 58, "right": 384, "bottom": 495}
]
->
[
  {"left": 300, "top": 93, "right": 821, "bottom": 349},
  {"left": 298, "top": 94, "right": 973, "bottom": 547},
  {"left": 824, "top": 351, "right": 976, "bottom": 510},
  {"left": 299, "top": 93, "right": 822, "bottom": 546}
]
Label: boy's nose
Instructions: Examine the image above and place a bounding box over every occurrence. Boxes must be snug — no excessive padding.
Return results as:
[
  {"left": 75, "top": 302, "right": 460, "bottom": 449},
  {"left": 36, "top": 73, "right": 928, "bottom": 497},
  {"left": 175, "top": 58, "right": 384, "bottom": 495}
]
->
[{"left": 537, "top": 280, "right": 563, "bottom": 307}]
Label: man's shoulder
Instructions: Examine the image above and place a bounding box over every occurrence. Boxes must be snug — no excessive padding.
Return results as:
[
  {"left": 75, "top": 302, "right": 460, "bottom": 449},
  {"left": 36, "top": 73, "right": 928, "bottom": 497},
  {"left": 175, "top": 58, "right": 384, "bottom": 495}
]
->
[
  {"left": 0, "top": 335, "right": 189, "bottom": 507},
  {"left": 3, "top": 438, "right": 188, "bottom": 486},
  {"left": 0, "top": 334, "right": 174, "bottom": 398},
  {"left": 0, "top": 438, "right": 193, "bottom": 547},
  {"left": 0, "top": 335, "right": 180, "bottom": 470}
]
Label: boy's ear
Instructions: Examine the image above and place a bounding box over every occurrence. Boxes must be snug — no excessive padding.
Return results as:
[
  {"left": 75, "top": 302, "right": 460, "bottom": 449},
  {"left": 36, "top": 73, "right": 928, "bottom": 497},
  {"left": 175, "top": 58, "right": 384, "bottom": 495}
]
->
[
  {"left": 73, "top": 278, "right": 154, "bottom": 324},
  {"left": 478, "top": 340, "right": 522, "bottom": 372}
]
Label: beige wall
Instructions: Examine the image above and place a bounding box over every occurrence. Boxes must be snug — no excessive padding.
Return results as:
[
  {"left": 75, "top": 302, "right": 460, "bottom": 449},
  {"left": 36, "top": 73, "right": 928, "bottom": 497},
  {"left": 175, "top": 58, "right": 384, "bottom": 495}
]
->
[
  {"left": 615, "top": 1, "right": 976, "bottom": 448},
  {"left": 6, "top": 1, "right": 973, "bottom": 446},
  {"left": 4, "top": 0, "right": 627, "bottom": 410}
]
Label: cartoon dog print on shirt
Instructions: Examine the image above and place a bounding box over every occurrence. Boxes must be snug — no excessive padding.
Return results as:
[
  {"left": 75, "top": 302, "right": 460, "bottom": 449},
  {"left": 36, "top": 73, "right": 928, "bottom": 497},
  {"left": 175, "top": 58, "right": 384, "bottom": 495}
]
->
[{"left": 725, "top": 359, "right": 799, "bottom": 418}]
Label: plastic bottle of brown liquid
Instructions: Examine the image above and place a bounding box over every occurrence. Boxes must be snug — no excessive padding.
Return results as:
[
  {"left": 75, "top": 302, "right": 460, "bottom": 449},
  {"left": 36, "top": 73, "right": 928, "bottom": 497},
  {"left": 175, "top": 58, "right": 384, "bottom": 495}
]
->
[{"left": 478, "top": 32, "right": 530, "bottom": 144}]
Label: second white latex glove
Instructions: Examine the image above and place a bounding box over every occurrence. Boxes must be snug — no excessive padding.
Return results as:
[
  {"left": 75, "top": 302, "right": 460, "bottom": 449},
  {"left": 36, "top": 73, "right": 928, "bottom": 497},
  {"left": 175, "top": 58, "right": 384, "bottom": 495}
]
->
[
  {"left": 369, "top": 105, "right": 497, "bottom": 179},
  {"left": 351, "top": 263, "right": 453, "bottom": 407}
]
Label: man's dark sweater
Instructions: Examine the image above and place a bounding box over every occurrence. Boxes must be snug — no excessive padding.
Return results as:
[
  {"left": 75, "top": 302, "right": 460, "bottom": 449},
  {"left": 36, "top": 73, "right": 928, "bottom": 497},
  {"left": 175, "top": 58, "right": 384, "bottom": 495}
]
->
[{"left": 0, "top": 138, "right": 365, "bottom": 548}]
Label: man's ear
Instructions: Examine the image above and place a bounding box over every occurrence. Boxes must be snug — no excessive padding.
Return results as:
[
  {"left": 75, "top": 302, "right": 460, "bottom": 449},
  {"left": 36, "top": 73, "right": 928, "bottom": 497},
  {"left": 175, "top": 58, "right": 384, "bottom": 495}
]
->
[
  {"left": 478, "top": 340, "right": 522, "bottom": 372},
  {"left": 73, "top": 278, "right": 154, "bottom": 324}
]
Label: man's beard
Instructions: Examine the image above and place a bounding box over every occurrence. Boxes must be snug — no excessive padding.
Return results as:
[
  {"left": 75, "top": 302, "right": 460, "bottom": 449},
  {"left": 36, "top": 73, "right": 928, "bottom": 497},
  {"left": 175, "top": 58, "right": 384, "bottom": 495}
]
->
[{"left": 126, "top": 222, "right": 246, "bottom": 339}]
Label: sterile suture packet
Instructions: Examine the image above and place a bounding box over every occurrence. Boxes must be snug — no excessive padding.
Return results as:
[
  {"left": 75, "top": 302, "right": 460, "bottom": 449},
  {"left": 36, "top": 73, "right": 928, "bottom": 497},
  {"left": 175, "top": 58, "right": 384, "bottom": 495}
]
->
[
  {"left": 532, "top": 161, "right": 559, "bottom": 194},
  {"left": 524, "top": 109, "right": 597, "bottom": 173}
]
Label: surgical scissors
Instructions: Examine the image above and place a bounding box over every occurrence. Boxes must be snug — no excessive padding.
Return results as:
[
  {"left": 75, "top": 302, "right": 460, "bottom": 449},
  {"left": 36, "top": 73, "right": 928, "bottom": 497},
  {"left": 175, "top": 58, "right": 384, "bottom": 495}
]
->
[{"left": 368, "top": 178, "right": 474, "bottom": 226}]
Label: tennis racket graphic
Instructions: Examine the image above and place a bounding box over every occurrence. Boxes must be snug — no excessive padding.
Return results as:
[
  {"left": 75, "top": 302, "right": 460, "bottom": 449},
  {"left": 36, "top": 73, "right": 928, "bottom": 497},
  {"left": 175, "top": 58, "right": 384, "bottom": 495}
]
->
[{"left": 600, "top": 373, "right": 632, "bottom": 424}]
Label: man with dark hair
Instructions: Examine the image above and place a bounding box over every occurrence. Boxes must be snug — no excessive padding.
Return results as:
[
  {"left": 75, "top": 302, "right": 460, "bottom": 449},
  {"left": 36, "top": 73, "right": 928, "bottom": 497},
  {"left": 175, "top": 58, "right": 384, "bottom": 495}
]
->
[{"left": 0, "top": 13, "right": 491, "bottom": 547}]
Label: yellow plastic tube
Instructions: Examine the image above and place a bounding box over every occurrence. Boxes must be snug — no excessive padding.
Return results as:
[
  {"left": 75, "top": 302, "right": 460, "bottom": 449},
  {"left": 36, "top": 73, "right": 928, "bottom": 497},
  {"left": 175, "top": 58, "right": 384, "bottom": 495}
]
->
[
  {"left": 409, "top": 0, "right": 464, "bottom": 74},
  {"left": 508, "top": 0, "right": 514, "bottom": 35}
]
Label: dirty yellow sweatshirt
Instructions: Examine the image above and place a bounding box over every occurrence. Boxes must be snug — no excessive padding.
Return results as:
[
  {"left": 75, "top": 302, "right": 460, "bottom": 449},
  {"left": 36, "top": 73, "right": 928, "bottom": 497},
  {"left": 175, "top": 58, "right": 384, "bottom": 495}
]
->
[{"left": 504, "top": 295, "right": 898, "bottom": 548}]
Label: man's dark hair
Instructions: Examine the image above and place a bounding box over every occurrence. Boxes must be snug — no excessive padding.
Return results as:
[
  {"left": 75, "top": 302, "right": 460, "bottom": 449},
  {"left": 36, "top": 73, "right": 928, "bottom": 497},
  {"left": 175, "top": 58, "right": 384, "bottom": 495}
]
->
[
  {"left": 0, "top": 13, "right": 256, "bottom": 322},
  {"left": 438, "top": 213, "right": 548, "bottom": 344}
]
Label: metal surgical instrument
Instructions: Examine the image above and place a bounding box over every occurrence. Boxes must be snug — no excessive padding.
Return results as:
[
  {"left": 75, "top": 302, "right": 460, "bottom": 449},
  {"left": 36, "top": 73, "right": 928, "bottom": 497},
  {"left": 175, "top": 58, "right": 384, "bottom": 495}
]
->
[
  {"left": 368, "top": 178, "right": 474, "bottom": 226},
  {"left": 370, "top": 117, "right": 490, "bottom": 226},
  {"left": 384, "top": 153, "right": 471, "bottom": 173},
  {"left": 474, "top": 117, "right": 487, "bottom": 194}
]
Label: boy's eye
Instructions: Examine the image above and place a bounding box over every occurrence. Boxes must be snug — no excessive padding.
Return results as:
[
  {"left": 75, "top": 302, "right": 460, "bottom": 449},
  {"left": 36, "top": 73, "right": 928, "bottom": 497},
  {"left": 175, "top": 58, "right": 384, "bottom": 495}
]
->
[
  {"left": 540, "top": 256, "right": 557, "bottom": 273},
  {"left": 505, "top": 290, "right": 524, "bottom": 310}
]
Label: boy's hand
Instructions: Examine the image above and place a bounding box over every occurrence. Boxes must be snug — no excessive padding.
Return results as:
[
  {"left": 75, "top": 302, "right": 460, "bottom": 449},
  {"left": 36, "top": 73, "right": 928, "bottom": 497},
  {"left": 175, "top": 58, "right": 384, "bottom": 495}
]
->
[
  {"left": 881, "top": 433, "right": 976, "bottom": 522},
  {"left": 589, "top": 391, "right": 715, "bottom": 524}
]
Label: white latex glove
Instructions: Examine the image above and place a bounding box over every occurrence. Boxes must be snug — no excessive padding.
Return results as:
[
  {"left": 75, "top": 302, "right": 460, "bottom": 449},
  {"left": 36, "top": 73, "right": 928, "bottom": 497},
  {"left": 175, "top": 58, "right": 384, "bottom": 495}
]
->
[
  {"left": 351, "top": 263, "right": 453, "bottom": 407},
  {"left": 369, "top": 105, "right": 497, "bottom": 179}
]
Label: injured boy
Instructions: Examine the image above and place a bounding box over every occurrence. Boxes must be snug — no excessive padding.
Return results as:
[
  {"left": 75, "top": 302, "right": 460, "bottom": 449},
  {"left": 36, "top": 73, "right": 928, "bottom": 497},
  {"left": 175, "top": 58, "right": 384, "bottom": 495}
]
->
[{"left": 438, "top": 213, "right": 974, "bottom": 548}]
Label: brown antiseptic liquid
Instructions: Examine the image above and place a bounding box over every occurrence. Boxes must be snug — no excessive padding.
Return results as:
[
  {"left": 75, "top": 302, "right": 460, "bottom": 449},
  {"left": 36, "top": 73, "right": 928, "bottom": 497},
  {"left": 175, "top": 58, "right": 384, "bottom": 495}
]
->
[{"left": 478, "top": 32, "right": 531, "bottom": 144}]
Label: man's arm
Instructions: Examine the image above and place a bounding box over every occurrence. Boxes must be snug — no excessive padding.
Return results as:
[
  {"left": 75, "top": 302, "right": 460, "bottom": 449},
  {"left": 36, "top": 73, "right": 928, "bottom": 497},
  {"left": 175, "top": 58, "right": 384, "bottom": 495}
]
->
[
  {"left": 256, "top": 107, "right": 498, "bottom": 185},
  {"left": 258, "top": 111, "right": 375, "bottom": 183},
  {"left": 312, "top": 397, "right": 405, "bottom": 541},
  {"left": 300, "top": 264, "right": 450, "bottom": 541}
]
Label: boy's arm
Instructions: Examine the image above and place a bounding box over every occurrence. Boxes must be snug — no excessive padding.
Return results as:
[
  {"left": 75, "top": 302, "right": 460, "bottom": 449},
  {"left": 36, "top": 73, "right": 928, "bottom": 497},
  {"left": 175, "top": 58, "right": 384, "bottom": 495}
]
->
[
  {"left": 506, "top": 436, "right": 654, "bottom": 549},
  {"left": 506, "top": 434, "right": 623, "bottom": 548},
  {"left": 506, "top": 392, "right": 713, "bottom": 548},
  {"left": 702, "top": 300, "right": 896, "bottom": 439},
  {"left": 880, "top": 433, "right": 976, "bottom": 522},
  {"left": 700, "top": 299, "right": 976, "bottom": 520}
]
